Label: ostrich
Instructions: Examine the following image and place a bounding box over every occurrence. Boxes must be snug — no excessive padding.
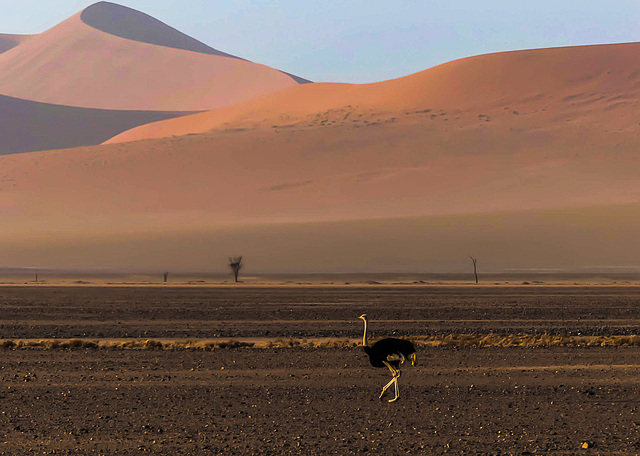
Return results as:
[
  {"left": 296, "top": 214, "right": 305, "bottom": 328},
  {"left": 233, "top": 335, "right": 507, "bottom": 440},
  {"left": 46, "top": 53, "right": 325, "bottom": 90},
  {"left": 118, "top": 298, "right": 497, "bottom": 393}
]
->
[{"left": 358, "top": 314, "right": 416, "bottom": 402}]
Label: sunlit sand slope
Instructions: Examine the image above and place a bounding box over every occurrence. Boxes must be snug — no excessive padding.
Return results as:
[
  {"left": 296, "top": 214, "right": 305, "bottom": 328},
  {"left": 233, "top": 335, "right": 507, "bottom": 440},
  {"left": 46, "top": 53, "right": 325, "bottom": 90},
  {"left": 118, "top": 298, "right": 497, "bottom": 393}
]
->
[{"left": 109, "top": 41, "right": 640, "bottom": 141}]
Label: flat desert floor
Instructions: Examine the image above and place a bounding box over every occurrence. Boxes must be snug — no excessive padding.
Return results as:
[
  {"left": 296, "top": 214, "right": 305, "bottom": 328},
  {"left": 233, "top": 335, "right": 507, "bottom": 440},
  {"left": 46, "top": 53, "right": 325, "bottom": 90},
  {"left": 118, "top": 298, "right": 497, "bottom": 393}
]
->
[{"left": 2, "top": 285, "right": 640, "bottom": 455}]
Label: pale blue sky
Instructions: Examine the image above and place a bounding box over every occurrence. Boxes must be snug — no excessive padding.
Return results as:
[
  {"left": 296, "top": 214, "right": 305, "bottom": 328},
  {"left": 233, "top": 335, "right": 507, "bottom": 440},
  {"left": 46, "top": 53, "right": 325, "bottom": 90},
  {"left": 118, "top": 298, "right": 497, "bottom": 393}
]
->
[{"left": 2, "top": 0, "right": 639, "bottom": 83}]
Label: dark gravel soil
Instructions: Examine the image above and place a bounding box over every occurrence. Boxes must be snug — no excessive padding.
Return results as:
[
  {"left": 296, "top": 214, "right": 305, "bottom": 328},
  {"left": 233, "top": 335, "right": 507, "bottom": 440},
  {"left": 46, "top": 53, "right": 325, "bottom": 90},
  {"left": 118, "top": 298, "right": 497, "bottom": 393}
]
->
[
  {"left": 2, "top": 286, "right": 640, "bottom": 454},
  {"left": 2, "top": 285, "right": 640, "bottom": 339},
  {"left": 2, "top": 347, "right": 640, "bottom": 455}
]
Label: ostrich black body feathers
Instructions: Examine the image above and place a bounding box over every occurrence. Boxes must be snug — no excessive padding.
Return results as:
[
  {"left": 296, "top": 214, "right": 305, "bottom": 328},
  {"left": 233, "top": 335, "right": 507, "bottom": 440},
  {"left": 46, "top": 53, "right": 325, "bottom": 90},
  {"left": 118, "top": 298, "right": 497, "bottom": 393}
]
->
[{"left": 364, "top": 338, "right": 416, "bottom": 368}]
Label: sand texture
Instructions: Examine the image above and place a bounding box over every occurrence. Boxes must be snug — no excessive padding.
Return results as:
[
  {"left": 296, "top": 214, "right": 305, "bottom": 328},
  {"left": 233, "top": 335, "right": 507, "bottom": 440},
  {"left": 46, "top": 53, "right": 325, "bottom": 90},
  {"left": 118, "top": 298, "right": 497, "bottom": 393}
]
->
[{"left": 2, "top": 92, "right": 640, "bottom": 270}]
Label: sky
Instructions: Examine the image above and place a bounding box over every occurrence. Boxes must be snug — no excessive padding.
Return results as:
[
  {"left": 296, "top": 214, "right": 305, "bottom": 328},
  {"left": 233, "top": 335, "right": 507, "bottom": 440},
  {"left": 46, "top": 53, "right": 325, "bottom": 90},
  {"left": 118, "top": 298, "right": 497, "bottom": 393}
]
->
[{"left": 1, "top": 0, "right": 639, "bottom": 83}]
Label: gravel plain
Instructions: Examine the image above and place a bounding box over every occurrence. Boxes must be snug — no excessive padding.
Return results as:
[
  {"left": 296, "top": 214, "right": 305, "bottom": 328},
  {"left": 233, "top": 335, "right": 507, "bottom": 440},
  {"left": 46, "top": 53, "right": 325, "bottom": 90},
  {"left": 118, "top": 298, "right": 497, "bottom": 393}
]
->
[{"left": 1, "top": 285, "right": 640, "bottom": 454}]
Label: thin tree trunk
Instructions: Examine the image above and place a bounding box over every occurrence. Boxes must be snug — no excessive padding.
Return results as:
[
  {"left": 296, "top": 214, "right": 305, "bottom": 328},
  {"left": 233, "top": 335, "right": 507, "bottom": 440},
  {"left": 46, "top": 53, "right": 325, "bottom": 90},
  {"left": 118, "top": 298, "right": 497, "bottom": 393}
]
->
[{"left": 470, "top": 256, "right": 478, "bottom": 284}]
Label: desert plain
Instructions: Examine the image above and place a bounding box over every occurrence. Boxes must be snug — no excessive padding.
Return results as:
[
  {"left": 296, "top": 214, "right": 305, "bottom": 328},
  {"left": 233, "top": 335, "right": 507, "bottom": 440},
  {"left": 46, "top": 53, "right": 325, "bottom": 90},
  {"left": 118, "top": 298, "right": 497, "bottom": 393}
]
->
[{"left": 2, "top": 281, "right": 640, "bottom": 455}]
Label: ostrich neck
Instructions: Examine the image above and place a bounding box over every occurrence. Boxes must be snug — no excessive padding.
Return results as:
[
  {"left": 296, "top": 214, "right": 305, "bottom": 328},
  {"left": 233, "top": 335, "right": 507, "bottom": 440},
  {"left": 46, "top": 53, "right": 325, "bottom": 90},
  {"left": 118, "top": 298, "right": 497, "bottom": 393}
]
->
[{"left": 362, "top": 319, "right": 369, "bottom": 347}]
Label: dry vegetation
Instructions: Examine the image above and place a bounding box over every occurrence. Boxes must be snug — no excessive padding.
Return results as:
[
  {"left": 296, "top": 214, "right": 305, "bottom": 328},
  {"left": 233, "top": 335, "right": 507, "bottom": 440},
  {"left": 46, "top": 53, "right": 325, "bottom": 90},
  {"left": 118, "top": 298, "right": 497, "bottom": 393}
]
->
[{"left": 4, "top": 333, "right": 640, "bottom": 351}]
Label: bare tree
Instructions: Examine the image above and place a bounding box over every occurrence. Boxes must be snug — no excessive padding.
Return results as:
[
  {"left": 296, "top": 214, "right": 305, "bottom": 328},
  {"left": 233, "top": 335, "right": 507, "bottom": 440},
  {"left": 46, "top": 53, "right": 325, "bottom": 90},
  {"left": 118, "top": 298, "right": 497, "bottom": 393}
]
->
[
  {"left": 229, "top": 256, "right": 243, "bottom": 283},
  {"left": 469, "top": 256, "right": 478, "bottom": 284},
  {"left": 163, "top": 272, "right": 169, "bottom": 283}
]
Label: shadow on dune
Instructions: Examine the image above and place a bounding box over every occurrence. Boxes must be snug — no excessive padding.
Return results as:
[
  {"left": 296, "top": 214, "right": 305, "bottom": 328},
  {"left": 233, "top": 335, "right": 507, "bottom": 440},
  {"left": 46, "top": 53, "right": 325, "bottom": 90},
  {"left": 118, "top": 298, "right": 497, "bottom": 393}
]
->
[
  {"left": 80, "top": 2, "right": 311, "bottom": 83},
  {"left": 0, "top": 94, "right": 195, "bottom": 155},
  {"left": 0, "top": 34, "right": 31, "bottom": 54},
  {"left": 80, "top": 1, "right": 240, "bottom": 59},
  {"left": 0, "top": 37, "right": 19, "bottom": 54}
]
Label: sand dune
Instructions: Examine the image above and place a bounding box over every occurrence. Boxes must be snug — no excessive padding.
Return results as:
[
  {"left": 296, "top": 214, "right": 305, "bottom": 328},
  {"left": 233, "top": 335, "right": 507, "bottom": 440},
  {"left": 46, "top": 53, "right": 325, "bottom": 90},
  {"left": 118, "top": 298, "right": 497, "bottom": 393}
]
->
[
  {"left": 108, "top": 41, "right": 640, "bottom": 142},
  {"left": 0, "top": 94, "right": 192, "bottom": 155},
  {"left": 2, "top": 32, "right": 640, "bottom": 271},
  {"left": 2, "top": 100, "right": 640, "bottom": 271},
  {"left": 0, "top": 2, "right": 306, "bottom": 110},
  {"left": 19, "top": 119, "right": 639, "bottom": 220}
]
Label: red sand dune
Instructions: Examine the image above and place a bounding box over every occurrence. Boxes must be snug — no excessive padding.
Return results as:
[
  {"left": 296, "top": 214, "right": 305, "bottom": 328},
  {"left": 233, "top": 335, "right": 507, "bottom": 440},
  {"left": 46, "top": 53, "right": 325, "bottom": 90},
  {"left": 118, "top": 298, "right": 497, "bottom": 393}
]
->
[
  {"left": 109, "top": 41, "right": 640, "bottom": 142},
  {"left": 3, "top": 38, "right": 640, "bottom": 271},
  {"left": 0, "top": 2, "right": 307, "bottom": 111}
]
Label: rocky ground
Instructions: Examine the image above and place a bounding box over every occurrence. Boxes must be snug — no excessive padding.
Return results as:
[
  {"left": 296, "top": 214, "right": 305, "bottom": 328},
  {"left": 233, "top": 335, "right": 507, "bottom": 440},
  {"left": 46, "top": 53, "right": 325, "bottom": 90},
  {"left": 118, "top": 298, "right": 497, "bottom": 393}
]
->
[
  {"left": 1, "top": 285, "right": 640, "bottom": 454},
  {"left": 2, "top": 348, "right": 640, "bottom": 455},
  {"left": 2, "top": 285, "right": 640, "bottom": 339}
]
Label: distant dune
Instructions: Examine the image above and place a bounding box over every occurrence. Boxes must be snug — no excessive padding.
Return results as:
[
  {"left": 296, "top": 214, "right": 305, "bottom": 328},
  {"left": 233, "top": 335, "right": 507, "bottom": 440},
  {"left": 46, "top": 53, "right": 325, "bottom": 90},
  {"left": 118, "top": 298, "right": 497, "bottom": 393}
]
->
[
  {"left": 0, "top": 2, "right": 307, "bottom": 111},
  {"left": 0, "top": 2, "right": 310, "bottom": 154},
  {"left": 2, "top": 96, "right": 640, "bottom": 271}
]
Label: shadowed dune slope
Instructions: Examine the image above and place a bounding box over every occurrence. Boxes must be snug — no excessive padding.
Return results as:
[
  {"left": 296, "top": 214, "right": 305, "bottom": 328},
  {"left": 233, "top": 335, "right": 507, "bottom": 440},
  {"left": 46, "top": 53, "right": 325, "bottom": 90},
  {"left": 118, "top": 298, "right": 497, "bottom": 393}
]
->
[
  {"left": 80, "top": 1, "right": 240, "bottom": 58},
  {"left": 0, "top": 34, "right": 33, "bottom": 54},
  {"left": 0, "top": 3, "right": 306, "bottom": 110},
  {"left": 108, "top": 41, "right": 640, "bottom": 142},
  {"left": 0, "top": 94, "right": 192, "bottom": 155}
]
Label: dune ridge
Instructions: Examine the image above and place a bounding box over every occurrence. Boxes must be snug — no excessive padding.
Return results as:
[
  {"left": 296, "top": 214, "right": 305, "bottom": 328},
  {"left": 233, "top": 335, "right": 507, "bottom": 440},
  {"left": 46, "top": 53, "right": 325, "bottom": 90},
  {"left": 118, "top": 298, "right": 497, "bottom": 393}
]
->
[
  {"left": 0, "top": 2, "right": 310, "bottom": 153},
  {"left": 108, "top": 41, "right": 640, "bottom": 142},
  {"left": 80, "top": 1, "right": 240, "bottom": 59},
  {"left": 0, "top": 3, "right": 306, "bottom": 110}
]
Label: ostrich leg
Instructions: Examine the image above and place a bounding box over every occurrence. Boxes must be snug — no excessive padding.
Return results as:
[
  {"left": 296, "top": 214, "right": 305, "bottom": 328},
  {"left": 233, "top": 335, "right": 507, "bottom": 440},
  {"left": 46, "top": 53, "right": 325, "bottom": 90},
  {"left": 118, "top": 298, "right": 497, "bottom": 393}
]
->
[
  {"left": 388, "top": 377, "right": 400, "bottom": 402},
  {"left": 380, "top": 362, "right": 401, "bottom": 400},
  {"left": 379, "top": 376, "right": 396, "bottom": 399}
]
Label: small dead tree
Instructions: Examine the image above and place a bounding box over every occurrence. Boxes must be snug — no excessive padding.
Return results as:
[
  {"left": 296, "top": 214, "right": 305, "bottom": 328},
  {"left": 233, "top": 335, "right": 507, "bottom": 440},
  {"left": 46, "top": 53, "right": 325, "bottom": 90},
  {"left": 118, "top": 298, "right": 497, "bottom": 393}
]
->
[
  {"left": 163, "top": 272, "right": 169, "bottom": 283},
  {"left": 469, "top": 256, "right": 478, "bottom": 284},
  {"left": 228, "top": 256, "right": 243, "bottom": 283}
]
